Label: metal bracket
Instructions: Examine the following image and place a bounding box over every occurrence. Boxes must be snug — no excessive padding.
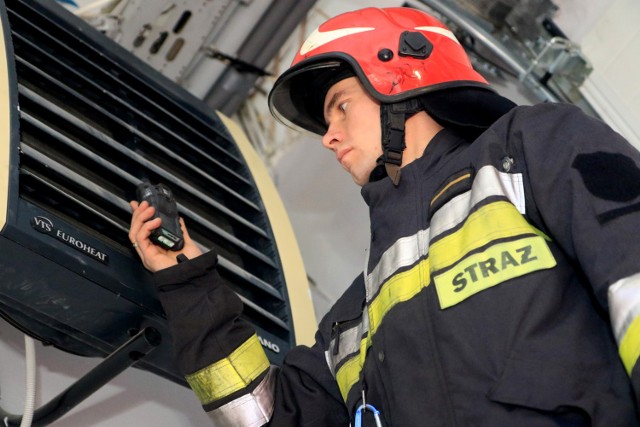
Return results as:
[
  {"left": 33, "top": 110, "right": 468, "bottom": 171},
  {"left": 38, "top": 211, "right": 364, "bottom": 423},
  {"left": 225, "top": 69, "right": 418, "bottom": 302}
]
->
[{"left": 0, "top": 327, "right": 162, "bottom": 427}]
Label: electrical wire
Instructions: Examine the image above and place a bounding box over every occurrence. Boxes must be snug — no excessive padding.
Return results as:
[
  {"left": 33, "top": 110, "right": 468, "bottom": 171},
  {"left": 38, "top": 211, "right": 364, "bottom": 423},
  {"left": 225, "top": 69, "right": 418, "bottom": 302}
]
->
[{"left": 19, "top": 336, "right": 36, "bottom": 427}]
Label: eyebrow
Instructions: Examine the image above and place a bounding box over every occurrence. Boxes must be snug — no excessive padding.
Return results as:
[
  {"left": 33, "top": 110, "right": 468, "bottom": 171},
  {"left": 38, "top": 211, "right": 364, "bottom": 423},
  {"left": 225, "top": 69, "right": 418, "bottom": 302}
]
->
[{"left": 324, "top": 89, "right": 346, "bottom": 124}]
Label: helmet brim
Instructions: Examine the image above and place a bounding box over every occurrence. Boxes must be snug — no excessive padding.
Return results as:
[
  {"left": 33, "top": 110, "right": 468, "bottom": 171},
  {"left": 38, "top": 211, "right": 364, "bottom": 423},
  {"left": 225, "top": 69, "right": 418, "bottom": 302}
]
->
[
  {"left": 268, "top": 50, "right": 517, "bottom": 142},
  {"left": 269, "top": 60, "right": 354, "bottom": 136},
  {"left": 268, "top": 52, "right": 502, "bottom": 137}
]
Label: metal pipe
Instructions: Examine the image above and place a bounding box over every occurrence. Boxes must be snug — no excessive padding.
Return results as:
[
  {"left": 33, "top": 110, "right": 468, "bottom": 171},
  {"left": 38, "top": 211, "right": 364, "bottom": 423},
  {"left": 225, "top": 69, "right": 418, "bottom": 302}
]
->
[
  {"left": 205, "top": 0, "right": 317, "bottom": 115},
  {"left": 415, "top": 0, "right": 560, "bottom": 102}
]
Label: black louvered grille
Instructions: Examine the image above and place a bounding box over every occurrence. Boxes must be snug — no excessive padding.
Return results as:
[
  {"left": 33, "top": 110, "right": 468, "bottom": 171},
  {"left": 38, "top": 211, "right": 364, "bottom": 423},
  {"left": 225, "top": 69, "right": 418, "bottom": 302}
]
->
[{"left": 6, "top": 0, "right": 292, "bottom": 341}]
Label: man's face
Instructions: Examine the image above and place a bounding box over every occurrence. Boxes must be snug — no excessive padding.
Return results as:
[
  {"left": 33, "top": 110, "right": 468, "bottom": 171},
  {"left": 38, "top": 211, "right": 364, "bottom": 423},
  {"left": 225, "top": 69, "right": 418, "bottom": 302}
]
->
[{"left": 322, "top": 77, "right": 382, "bottom": 186}]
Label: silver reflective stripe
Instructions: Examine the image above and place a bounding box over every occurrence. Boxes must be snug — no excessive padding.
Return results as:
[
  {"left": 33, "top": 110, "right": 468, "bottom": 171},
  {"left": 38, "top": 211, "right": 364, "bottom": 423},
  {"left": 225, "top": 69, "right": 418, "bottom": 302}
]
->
[
  {"left": 365, "top": 228, "right": 430, "bottom": 301},
  {"left": 325, "top": 313, "right": 370, "bottom": 376},
  {"left": 430, "top": 166, "right": 526, "bottom": 240},
  {"left": 207, "top": 366, "right": 276, "bottom": 427},
  {"left": 476, "top": 165, "right": 525, "bottom": 214},
  {"left": 608, "top": 272, "right": 640, "bottom": 344},
  {"left": 494, "top": 167, "right": 525, "bottom": 214},
  {"left": 364, "top": 165, "right": 526, "bottom": 301}
]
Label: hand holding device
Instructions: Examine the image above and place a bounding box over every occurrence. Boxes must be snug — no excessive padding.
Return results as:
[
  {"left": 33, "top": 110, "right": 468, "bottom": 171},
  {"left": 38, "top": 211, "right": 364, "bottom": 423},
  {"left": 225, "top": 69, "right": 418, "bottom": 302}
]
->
[{"left": 136, "top": 182, "right": 185, "bottom": 251}]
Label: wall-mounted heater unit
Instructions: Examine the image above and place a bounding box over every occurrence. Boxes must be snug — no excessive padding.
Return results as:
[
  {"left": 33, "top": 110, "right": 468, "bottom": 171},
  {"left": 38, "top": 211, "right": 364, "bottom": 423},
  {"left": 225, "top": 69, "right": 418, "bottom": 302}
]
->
[{"left": 0, "top": 0, "right": 314, "bottom": 423}]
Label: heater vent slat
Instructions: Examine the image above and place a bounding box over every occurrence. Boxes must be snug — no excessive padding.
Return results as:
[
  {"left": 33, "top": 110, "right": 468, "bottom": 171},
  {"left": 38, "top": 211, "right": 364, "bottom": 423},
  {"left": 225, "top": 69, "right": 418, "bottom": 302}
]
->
[{"left": 0, "top": 0, "right": 298, "bottom": 377}]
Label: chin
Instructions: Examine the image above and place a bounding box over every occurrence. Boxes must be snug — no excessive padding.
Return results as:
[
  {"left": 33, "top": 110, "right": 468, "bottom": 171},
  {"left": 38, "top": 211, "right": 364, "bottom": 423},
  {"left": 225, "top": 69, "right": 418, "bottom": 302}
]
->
[
  {"left": 347, "top": 164, "right": 376, "bottom": 186},
  {"left": 350, "top": 174, "right": 368, "bottom": 187}
]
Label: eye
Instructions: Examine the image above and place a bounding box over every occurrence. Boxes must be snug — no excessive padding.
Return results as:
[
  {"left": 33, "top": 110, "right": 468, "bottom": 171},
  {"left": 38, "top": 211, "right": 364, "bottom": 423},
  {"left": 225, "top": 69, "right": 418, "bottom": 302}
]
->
[{"left": 339, "top": 101, "right": 348, "bottom": 113}]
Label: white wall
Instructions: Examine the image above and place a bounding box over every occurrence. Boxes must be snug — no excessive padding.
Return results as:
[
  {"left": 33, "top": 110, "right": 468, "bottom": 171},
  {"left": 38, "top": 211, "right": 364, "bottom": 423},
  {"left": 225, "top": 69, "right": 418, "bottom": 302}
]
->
[
  {"left": 554, "top": 0, "right": 640, "bottom": 148},
  {"left": 554, "top": 0, "right": 611, "bottom": 42},
  {"left": 0, "top": 318, "right": 210, "bottom": 426},
  {"left": 580, "top": 0, "right": 640, "bottom": 148}
]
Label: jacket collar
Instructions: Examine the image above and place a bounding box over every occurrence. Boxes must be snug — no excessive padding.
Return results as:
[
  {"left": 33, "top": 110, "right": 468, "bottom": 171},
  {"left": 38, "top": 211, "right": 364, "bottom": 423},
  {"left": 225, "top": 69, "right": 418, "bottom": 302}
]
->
[{"left": 361, "top": 128, "right": 469, "bottom": 205}]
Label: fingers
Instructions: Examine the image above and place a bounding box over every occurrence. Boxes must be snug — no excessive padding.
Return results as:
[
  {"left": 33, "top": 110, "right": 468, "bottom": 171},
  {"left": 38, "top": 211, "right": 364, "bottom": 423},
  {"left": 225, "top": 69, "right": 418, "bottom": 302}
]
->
[
  {"left": 129, "top": 200, "right": 161, "bottom": 261},
  {"left": 130, "top": 200, "right": 152, "bottom": 226},
  {"left": 129, "top": 201, "right": 157, "bottom": 238},
  {"left": 129, "top": 200, "right": 144, "bottom": 240},
  {"left": 129, "top": 201, "right": 202, "bottom": 270},
  {"left": 128, "top": 201, "right": 141, "bottom": 252},
  {"left": 135, "top": 217, "right": 162, "bottom": 254}
]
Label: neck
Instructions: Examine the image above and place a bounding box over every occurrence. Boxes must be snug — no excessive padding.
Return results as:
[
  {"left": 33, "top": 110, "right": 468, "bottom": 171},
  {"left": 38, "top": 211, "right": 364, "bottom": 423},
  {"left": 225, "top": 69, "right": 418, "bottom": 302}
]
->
[{"left": 401, "top": 111, "right": 444, "bottom": 167}]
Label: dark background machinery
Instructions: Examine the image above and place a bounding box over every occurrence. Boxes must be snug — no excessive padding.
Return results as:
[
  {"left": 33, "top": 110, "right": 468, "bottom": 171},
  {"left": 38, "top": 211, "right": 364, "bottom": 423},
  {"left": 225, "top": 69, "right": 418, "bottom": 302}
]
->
[
  {"left": 0, "top": 0, "right": 314, "bottom": 424},
  {"left": 74, "top": 0, "right": 317, "bottom": 117},
  {"left": 410, "top": 0, "right": 595, "bottom": 112}
]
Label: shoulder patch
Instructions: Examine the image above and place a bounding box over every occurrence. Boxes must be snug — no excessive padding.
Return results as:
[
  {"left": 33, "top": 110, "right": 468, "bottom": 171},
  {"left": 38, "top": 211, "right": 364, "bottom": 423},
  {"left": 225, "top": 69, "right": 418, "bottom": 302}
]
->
[{"left": 572, "top": 152, "right": 640, "bottom": 202}]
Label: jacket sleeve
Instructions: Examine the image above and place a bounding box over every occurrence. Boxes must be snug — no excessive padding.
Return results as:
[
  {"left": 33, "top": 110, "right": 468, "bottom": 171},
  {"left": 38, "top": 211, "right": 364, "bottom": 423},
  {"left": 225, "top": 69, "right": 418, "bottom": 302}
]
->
[
  {"left": 504, "top": 103, "right": 640, "bottom": 405},
  {"left": 153, "top": 251, "right": 349, "bottom": 426}
]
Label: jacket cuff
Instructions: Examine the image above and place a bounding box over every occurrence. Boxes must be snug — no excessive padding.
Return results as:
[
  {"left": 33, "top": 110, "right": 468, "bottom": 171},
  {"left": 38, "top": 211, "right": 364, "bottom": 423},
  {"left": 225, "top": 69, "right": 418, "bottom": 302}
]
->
[{"left": 153, "top": 251, "right": 219, "bottom": 288}]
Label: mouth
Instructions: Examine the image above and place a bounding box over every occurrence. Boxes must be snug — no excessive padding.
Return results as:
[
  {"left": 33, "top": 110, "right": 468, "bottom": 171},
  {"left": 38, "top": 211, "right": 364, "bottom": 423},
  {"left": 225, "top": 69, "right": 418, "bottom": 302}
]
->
[{"left": 336, "top": 148, "right": 351, "bottom": 164}]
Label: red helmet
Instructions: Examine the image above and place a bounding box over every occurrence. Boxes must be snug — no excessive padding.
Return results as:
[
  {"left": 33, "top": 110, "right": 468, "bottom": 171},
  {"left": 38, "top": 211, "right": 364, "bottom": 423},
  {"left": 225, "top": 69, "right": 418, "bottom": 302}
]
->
[{"left": 268, "top": 7, "right": 491, "bottom": 136}]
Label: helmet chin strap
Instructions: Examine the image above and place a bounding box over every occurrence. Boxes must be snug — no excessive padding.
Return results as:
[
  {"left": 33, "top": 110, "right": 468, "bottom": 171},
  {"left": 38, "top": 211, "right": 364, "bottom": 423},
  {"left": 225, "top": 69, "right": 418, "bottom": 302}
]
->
[{"left": 379, "top": 99, "right": 422, "bottom": 186}]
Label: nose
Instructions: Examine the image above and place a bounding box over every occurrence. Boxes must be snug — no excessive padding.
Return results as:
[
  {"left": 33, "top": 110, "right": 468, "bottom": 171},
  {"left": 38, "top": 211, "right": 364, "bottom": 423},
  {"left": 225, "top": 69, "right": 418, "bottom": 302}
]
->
[{"left": 322, "top": 123, "right": 341, "bottom": 150}]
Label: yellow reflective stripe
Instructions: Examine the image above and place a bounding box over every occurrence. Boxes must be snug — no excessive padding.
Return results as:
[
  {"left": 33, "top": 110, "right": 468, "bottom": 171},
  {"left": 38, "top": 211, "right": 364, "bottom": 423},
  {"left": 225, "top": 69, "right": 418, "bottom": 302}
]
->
[
  {"left": 335, "top": 337, "right": 369, "bottom": 402},
  {"left": 186, "top": 334, "right": 270, "bottom": 404},
  {"left": 620, "top": 314, "right": 640, "bottom": 375},
  {"left": 366, "top": 228, "right": 429, "bottom": 300},
  {"left": 430, "top": 200, "right": 541, "bottom": 271},
  {"left": 334, "top": 259, "right": 431, "bottom": 401},
  {"left": 368, "top": 258, "right": 431, "bottom": 335}
]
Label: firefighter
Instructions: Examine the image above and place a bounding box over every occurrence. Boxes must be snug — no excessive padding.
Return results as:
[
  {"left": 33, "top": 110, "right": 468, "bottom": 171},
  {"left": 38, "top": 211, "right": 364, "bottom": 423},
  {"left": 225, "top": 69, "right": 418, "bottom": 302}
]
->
[{"left": 130, "top": 7, "right": 640, "bottom": 426}]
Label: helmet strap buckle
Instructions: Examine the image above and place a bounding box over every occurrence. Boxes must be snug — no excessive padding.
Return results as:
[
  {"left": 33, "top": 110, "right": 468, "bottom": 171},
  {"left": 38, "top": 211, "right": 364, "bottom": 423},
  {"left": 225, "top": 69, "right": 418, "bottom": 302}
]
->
[{"left": 380, "top": 99, "right": 421, "bottom": 186}]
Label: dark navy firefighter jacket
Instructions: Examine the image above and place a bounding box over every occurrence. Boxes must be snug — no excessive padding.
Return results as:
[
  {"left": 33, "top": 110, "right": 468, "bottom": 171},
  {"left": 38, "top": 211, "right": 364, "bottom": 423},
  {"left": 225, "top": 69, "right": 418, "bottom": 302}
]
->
[{"left": 154, "top": 103, "right": 640, "bottom": 426}]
